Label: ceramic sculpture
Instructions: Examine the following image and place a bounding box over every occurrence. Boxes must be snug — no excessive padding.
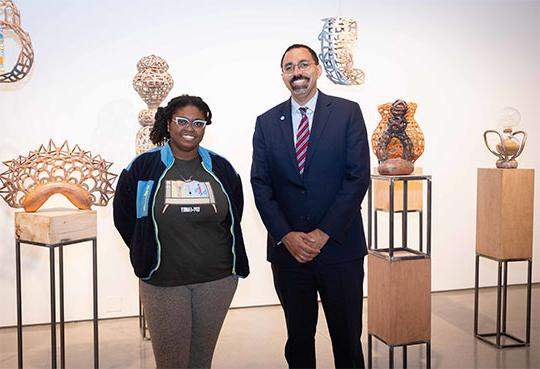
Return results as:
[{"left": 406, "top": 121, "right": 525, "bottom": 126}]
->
[
  {"left": 372, "top": 100, "right": 424, "bottom": 175},
  {"left": 318, "top": 17, "right": 365, "bottom": 85},
  {"left": 483, "top": 107, "right": 527, "bottom": 169},
  {"left": 133, "top": 55, "right": 174, "bottom": 154},
  {"left": 0, "top": 0, "right": 33, "bottom": 83},
  {"left": 0, "top": 140, "right": 117, "bottom": 212}
]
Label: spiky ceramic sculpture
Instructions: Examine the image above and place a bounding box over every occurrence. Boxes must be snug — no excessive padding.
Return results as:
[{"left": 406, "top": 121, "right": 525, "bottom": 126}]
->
[{"left": 0, "top": 140, "right": 117, "bottom": 212}]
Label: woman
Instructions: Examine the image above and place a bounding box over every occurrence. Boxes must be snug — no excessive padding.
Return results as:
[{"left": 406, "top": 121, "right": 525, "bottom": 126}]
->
[{"left": 113, "top": 95, "right": 249, "bottom": 369}]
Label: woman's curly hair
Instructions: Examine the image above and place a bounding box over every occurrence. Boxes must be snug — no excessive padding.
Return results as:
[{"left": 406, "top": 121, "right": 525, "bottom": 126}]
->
[{"left": 150, "top": 95, "right": 212, "bottom": 145}]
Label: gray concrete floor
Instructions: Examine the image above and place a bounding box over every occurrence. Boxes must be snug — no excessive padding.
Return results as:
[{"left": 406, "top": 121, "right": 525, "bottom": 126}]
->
[{"left": 1, "top": 285, "right": 538, "bottom": 368}]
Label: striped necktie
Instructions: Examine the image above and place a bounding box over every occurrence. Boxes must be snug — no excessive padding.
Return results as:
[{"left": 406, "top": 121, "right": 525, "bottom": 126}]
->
[{"left": 296, "top": 107, "right": 310, "bottom": 175}]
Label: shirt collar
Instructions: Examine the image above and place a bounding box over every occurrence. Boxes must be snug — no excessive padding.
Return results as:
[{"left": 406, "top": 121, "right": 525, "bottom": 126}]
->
[{"left": 291, "top": 90, "right": 319, "bottom": 114}]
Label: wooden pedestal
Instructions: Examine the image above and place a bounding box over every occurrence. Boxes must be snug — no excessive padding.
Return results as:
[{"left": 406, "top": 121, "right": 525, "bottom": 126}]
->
[
  {"left": 373, "top": 167, "right": 423, "bottom": 211},
  {"left": 14, "top": 208, "right": 99, "bottom": 368},
  {"left": 368, "top": 251, "right": 431, "bottom": 345},
  {"left": 15, "top": 208, "right": 97, "bottom": 244},
  {"left": 476, "top": 168, "right": 534, "bottom": 260}
]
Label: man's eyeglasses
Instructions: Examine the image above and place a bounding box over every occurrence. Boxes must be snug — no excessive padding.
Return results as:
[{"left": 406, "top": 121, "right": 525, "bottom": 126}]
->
[
  {"left": 282, "top": 61, "right": 313, "bottom": 74},
  {"left": 173, "top": 116, "right": 207, "bottom": 129}
]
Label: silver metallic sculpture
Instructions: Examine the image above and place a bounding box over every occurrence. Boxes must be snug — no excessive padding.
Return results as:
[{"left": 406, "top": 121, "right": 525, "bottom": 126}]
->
[{"left": 318, "top": 17, "right": 365, "bottom": 85}]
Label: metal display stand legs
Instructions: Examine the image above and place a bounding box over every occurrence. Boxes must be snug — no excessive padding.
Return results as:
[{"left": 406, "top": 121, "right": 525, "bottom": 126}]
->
[
  {"left": 138, "top": 297, "right": 150, "bottom": 340},
  {"left": 474, "top": 169, "right": 534, "bottom": 349},
  {"left": 373, "top": 209, "right": 423, "bottom": 252},
  {"left": 368, "top": 175, "right": 432, "bottom": 259},
  {"left": 474, "top": 254, "right": 532, "bottom": 348},
  {"left": 368, "top": 334, "right": 431, "bottom": 369},
  {"left": 16, "top": 238, "right": 99, "bottom": 369},
  {"left": 367, "top": 174, "right": 432, "bottom": 369}
]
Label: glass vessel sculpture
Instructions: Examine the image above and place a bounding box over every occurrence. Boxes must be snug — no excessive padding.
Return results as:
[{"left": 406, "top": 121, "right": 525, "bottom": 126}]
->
[{"left": 483, "top": 107, "right": 527, "bottom": 169}]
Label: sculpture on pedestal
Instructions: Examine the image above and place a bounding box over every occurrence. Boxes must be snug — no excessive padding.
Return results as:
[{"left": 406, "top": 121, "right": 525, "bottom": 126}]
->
[
  {"left": 483, "top": 107, "right": 527, "bottom": 169},
  {"left": 0, "top": 0, "right": 33, "bottom": 83},
  {"left": 0, "top": 140, "right": 117, "bottom": 212},
  {"left": 372, "top": 99, "right": 424, "bottom": 175},
  {"left": 133, "top": 55, "right": 174, "bottom": 154}
]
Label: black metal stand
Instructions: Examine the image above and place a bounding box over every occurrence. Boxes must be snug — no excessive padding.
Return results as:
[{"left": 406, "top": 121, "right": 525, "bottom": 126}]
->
[
  {"left": 474, "top": 254, "right": 532, "bottom": 348},
  {"left": 368, "top": 174, "right": 432, "bottom": 259},
  {"left": 368, "top": 333, "right": 431, "bottom": 369},
  {"left": 367, "top": 174, "right": 432, "bottom": 369},
  {"left": 16, "top": 237, "right": 99, "bottom": 369},
  {"left": 374, "top": 209, "right": 423, "bottom": 252},
  {"left": 138, "top": 296, "right": 150, "bottom": 340}
]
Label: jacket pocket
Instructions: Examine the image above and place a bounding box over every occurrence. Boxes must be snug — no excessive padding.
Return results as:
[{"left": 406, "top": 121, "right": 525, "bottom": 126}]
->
[{"left": 136, "top": 180, "right": 154, "bottom": 218}]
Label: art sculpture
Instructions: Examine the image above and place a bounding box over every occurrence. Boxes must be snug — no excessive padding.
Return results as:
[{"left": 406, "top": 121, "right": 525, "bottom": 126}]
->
[
  {"left": 372, "top": 99, "right": 424, "bottom": 175},
  {"left": 0, "top": 0, "right": 33, "bottom": 83},
  {"left": 0, "top": 140, "right": 117, "bottom": 212},
  {"left": 133, "top": 55, "right": 174, "bottom": 154},
  {"left": 0, "top": 21, "right": 4, "bottom": 73},
  {"left": 483, "top": 107, "right": 527, "bottom": 169},
  {"left": 318, "top": 17, "right": 365, "bottom": 85}
]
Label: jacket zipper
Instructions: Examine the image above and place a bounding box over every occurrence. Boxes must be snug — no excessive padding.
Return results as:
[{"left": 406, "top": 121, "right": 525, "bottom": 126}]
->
[
  {"left": 143, "top": 162, "right": 173, "bottom": 280},
  {"left": 201, "top": 162, "right": 237, "bottom": 275}
]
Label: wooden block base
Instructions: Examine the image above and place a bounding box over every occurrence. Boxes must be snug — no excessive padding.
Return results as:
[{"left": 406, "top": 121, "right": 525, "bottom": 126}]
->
[
  {"left": 476, "top": 168, "right": 534, "bottom": 260},
  {"left": 368, "top": 252, "right": 431, "bottom": 345},
  {"left": 15, "top": 208, "right": 97, "bottom": 244},
  {"left": 373, "top": 167, "right": 423, "bottom": 211}
]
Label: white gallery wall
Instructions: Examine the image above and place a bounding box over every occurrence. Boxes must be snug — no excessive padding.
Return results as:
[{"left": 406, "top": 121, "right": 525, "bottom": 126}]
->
[{"left": 0, "top": 0, "right": 538, "bottom": 326}]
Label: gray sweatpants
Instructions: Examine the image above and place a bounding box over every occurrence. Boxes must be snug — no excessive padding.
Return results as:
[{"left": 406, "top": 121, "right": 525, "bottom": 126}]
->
[{"left": 139, "top": 275, "right": 238, "bottom": 369}]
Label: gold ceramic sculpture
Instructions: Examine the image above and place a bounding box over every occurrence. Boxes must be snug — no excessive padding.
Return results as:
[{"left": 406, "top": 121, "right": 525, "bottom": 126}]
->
[
  {"left": 133, "top": 55, "right": 174, "bottom": 154},
  {"left": 484, "top": 107, "right": 527, "bottom": 169},
  {"left": 0, "top": 140, "right": 117, "bottom": 212},
  {"left": 372, "top": 100, "right": 424, "bottom": 175},
  {"left": 0, "top": 0, "right": 33, "bottom": 83}
]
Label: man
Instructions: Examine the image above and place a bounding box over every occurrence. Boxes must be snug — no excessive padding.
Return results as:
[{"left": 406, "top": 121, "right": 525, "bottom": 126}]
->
[{"left": 251, "top": 44, "right": 370, "bottom": 368}]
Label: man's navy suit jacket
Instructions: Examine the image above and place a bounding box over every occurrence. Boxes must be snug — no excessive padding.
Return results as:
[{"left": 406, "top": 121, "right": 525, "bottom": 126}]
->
[{"left": 251, "top": 91, "right": 371, "bottom": 266}]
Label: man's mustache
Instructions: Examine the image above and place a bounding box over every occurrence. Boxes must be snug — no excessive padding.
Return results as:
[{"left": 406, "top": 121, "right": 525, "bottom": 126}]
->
[{"left": 289, "top": 75, "right": 309, "bottom": 84}]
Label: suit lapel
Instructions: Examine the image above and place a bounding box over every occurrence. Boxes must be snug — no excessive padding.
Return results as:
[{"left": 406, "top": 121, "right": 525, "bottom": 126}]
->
[
  {"left": 304, "top": 92, "right": 332, "bottom": 174},
  {"left": 277, "top": 99, "right": 302, "bottom": 179}
]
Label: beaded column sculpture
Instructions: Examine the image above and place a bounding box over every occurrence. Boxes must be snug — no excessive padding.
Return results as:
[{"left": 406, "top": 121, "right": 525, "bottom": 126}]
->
[{"left": 133, "top": 55, "right": 174, "bottom": 154}]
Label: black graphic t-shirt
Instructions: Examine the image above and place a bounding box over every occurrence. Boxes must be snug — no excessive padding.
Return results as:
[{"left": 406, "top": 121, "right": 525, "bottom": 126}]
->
[{"left": 148, "top": 156, "right": 233, "bottom": 286}]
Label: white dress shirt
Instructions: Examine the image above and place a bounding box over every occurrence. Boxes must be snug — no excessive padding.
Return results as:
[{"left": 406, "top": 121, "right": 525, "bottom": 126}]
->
[{"left": 290, "top": 91, "right": 318, "bottom": 145}]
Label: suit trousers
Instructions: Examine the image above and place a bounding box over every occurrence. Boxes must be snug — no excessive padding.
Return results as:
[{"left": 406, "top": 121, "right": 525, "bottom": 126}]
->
[{"left": 272, "top": 257, "right": 365, "bottom": 369}]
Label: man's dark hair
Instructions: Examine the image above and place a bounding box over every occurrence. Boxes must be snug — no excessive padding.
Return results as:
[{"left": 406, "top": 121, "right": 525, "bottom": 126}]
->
[
  {"left": 280, "top": 44, "right": 319, "bottom": 68},
  {"left": 150, "top": 94, "right": 212, "bottom": 145}
]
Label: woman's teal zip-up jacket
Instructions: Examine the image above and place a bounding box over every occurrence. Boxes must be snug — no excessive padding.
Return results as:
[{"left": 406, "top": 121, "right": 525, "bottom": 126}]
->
[{"left": 113, "top": 143, "right": 250, "bottom": 280}]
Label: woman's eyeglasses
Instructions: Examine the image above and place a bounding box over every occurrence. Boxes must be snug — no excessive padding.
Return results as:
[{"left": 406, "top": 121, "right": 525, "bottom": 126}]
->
[{"left": 173, "top": 117, "right": 207, "bottom": 129}]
